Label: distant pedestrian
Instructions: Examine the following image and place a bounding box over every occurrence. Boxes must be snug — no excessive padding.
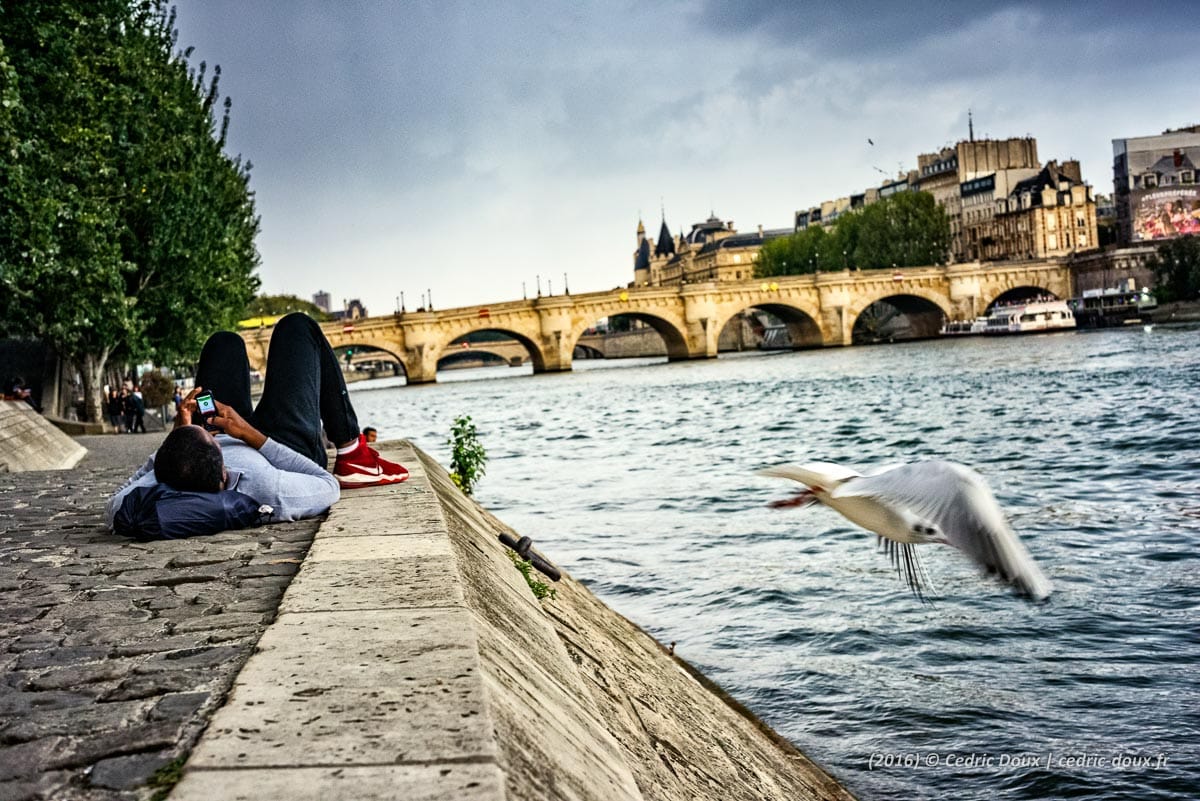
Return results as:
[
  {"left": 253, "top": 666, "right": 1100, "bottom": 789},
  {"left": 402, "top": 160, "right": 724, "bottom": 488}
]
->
[
  {"left": 8, "top": 376, "right": 36, "bottom": 410},
  {"left": 131, "top": 387, "right": 146, "bottom": 433},
  {"left": 107, "top": 389, "right": 124, "bottom": 432},
  {"left": 121, "top": 389, "right": 136, "bottom": 433}
]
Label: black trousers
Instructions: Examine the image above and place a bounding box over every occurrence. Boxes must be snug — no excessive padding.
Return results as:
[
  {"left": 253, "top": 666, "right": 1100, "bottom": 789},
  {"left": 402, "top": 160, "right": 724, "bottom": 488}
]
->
[{"left": 195, "top": 313, "right": 359, "bottom": 468}]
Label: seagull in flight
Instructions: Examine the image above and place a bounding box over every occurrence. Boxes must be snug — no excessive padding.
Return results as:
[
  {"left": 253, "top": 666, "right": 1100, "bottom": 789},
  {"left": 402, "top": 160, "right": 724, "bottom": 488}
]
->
[{"left": 760, "top": 461, "right": 1052, "bottom": 602}]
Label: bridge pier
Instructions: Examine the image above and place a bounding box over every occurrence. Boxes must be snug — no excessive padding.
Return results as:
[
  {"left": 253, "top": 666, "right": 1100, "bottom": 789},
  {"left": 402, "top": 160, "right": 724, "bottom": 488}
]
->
[
  {"left": 538, "top": 310, "right": 575, "bottom": 374},
  {"left": 403, "top": 344, "right": 439, "bottom": 384},
  {"left": 818, "top": 283, "right": 853, "bottom": 346},
  {"left": 683, "top": 291, "right": 720, "bottom": 360}
]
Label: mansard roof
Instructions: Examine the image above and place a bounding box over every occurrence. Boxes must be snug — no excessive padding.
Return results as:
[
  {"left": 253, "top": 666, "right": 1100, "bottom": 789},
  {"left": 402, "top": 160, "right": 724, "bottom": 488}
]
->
[
  {"left": 683, "top": 214, "right": 730, "bottom": 245},
  {"left": 695, "top": 228, "right": 791, "bottom": 256},
  {"left": 1149, "top": 152, "right": 1196, "bottom": 174}
]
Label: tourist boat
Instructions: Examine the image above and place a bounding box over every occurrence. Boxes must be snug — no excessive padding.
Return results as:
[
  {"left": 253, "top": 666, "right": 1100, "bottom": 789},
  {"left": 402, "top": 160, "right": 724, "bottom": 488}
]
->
[
  {"left": 1067, "top": 285, "right": 1158, "bottom": 328},
  {"left": 982, "top": 299, "right": 1076, "bottom": 334},
  {"left": 942, "top": 317, "right": 989, "bottom": 336}
]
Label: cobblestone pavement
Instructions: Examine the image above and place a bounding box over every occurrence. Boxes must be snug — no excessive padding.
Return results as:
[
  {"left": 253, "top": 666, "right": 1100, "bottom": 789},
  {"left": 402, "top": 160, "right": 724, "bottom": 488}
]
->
[{"left": 0, "top": 433, "right": 320, "bottom": 801}]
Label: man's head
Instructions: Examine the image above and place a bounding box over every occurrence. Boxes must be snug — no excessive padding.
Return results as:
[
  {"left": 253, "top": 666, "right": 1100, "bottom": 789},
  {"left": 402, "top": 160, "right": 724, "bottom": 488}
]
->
[
  {"left": 363, "top": 427, "right": 377, "bottom": 443},
  {"left": 155, "top": 425, "right": 225, "bottom": 492}
]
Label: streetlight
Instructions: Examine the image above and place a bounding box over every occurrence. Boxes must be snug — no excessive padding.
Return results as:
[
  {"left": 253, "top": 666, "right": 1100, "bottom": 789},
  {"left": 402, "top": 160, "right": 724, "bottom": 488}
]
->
[
  {"left": 536, "top": 274, "right": 542, "bottom": 296},
  {"left": 400, "top": 291, "right": 405, "bottom": 312},
  {"left": 522, "top": 281, "right": 527, "bottom": 300},
  {"left": 564, "top": 272, "right": 569, "bottom": 295},
  {"left": 427, "top": 288, "right": 433, "bottom": 311}
]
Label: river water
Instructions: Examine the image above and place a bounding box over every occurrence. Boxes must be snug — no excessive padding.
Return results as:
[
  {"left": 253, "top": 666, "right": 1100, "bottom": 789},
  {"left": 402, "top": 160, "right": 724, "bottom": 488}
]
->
[{"left": 350, "top": 325, "right": 1199, "bottom": 801}]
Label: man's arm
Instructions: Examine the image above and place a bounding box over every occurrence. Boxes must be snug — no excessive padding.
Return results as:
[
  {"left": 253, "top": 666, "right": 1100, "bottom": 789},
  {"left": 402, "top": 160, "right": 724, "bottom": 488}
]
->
[
  {"left": 213, "top": 400, "right": 339, "bottom": 520},
  {"left": 209, "top": 399, "right": 266, "bottom": 448}
]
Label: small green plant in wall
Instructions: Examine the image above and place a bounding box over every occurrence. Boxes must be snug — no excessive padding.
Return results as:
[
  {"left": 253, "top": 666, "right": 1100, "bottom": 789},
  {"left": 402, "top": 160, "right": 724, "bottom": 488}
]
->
[
  {"left": 448, "top": 414, "right": 487, "bottom": 495},
  {"left": 506, "top": 548, "right": 557, "bottom": 601}
]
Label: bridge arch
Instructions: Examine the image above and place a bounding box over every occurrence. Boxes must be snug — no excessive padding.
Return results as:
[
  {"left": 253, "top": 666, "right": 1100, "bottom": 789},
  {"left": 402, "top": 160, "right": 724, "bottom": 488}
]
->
[
  {"left": 983, "top": 284, "right": 1063, "bottom": 311},
  {"left": 433, "top": 324, "right": 547, "bottom": 373},
  {"left": 847, "top": 290, "right": 952, "bottom": 343},
  {"left": 713, "top": 300, "right": 824, "bottom": 351},
  {"left": 566, "top": 310, "right": 690, "bottom": 362},
  {"left": 243, "top": 330, "right": 409, "bottom": 380},
  {"left": 333, "top": 343, "right": 407, "bottom": 378}
]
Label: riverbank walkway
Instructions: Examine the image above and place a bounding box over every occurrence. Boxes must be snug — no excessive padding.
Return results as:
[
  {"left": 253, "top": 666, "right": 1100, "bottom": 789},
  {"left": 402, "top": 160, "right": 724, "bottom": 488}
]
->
[{"left": 0, "top": 430, "right": 856, "bottom": 801}]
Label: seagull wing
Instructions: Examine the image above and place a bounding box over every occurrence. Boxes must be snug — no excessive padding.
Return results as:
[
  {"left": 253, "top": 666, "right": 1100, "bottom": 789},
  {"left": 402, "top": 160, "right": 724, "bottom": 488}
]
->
[
  {"left": 757, "top": 462, "right": 862, "bottom": 487},
  {"left": 833, "top": 462, "right": 1052, "bottom": 600}
]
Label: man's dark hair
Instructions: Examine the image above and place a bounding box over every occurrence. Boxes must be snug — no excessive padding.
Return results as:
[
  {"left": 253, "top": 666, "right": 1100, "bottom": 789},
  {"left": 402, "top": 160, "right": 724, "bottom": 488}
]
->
[
  {"left": 363, "top": 427, "right": 376, "bottom": 435},
  {"left": 155, "top": 427, "right": 224, "bottom": 492}
]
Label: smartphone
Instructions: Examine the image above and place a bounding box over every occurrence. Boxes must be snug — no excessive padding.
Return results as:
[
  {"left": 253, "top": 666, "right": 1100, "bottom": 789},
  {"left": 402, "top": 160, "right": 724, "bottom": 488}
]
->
[{"left": 194, "top": 392, "right": 219, "bottom": 432}]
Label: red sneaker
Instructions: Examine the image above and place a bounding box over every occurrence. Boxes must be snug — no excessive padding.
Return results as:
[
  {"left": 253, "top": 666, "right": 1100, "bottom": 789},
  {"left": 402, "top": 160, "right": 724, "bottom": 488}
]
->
[{"left": 333, "top": 434, "right": 409, "bottom": 489}]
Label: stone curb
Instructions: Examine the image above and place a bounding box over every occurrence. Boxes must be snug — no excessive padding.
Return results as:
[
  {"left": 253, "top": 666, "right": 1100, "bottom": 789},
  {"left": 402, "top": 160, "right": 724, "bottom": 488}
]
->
[{"left": 167, "top": 443, "right": 519, "bottom": 799}]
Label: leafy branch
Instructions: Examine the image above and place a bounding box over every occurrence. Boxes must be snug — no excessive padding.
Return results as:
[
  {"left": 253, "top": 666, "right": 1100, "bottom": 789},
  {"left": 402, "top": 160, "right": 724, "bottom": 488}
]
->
[{"left": 448, "top": 414, "right": 487, "bottom": 495}]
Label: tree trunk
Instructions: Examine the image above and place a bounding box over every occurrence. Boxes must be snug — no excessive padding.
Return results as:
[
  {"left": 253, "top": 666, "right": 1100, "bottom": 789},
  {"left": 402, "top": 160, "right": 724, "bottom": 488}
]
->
[{"left": 79, "top": 350, "right": 110, "bottom": 424}]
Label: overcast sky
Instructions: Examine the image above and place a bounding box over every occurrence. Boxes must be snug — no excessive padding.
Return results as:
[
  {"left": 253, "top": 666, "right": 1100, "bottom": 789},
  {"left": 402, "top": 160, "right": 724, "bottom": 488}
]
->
[{"left": 171, "top": 1, "right": 1194, "bottom": 314}]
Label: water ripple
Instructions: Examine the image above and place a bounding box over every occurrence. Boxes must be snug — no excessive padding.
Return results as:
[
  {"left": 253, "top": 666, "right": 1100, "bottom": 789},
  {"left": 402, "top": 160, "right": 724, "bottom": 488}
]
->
[{"left": 351, "top": 325, "right": 1200, "bottom": 800}]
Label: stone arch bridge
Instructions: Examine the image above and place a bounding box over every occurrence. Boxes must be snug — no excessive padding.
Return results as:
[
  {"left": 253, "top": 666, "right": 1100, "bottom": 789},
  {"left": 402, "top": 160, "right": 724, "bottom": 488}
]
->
[{"left": 241, "top": 261, "right": 1071, "bottom": 384}]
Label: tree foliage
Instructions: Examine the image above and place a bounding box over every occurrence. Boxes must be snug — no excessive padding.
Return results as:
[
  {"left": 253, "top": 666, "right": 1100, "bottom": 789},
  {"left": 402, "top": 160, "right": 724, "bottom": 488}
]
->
[
  {"left": 0, "top": 1, "right": 260, "bottom": 420},
  {"left": 756, "top": 191, "right": 950, "bottom": 278},
  {"left": 245, "top": 294, "right": 332, "bottom": 321},
  {"left": 138, "top": 368, "right": 174, "bottom": 408},
  {"left": 1147, "top": 234, "right": 1200, "bottom": 302}
]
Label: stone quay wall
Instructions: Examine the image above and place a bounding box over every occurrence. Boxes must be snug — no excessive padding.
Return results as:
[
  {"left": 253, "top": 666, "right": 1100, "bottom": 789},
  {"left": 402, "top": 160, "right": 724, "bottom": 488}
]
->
[
  {"left": 1, "top": 432, "right": 857, "bottom": 801},
  {"left": 0, "top": 401, "right": 87, "bottom": 473}
]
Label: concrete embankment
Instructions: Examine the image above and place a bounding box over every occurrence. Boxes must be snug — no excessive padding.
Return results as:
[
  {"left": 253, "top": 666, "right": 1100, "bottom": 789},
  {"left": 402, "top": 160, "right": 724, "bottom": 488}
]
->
[
  {"left": 0, "top": 432, "right": 855, "bottom": 800},
  {"left": 171, "top": 441, "right": 855, "bottom": 801}
]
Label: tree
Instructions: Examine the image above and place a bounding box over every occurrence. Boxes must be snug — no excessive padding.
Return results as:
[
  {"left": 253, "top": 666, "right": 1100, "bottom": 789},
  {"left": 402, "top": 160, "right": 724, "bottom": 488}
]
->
[
  {"left": 0, "top": 1, "right": 260, "bottom": 421},
  {"left": 244, "top": 294, "right": 332, "bottom": 322},
  {"left": 755, "top": 225, "right": 835, "bottom": 278},
  {"left": 1147, "top": 234, "right": 1200, "bottom": 302},
  {"left": 756, "top": 191, "right": 950, "bottom": 278},
  {"left": 854, "top": 191, "right": 950, "bottom": 269}
]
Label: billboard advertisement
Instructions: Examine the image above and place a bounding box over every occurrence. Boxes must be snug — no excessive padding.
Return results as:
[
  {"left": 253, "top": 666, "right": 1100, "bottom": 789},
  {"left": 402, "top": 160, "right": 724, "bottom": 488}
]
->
[{"left": 1130, "top": 187, "right": 1200, "bottom": 241}]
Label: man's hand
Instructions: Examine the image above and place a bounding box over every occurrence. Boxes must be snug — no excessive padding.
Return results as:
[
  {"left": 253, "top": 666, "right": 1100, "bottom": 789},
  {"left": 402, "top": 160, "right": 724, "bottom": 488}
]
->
[
  {"left": 211, "top": 400, "right": 267, "bottom": 450},
  {"left": 173, "top": 386, "right": 204, "bottom": 429}
]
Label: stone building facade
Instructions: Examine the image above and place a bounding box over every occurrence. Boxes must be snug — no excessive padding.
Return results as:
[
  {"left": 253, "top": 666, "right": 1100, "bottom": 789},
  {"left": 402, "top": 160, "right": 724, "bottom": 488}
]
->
[
  {"left": 633, "top": 215, "right": 789, "bottom": 287},
  {"left": 1112, "top": 124, "right": 1200, "bottom": 244},
  {"left": 630, "top": 133, "right": 1107, "bottom": 288},
  {"left": 991, "top": 161, "right": 1099, "bottom": 260}
]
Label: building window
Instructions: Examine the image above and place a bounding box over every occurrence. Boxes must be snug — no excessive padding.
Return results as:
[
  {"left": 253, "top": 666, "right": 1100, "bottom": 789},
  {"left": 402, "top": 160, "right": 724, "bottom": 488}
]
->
[
  {"left": 1182, "top": 171, "right": 1195, "bottom": 184},
  {"left": 1142, "top": 174, "right": 1158, "bottom": 188},
  {"left": 1079, "top": 233, "right": 1088, "bottom": 247},
  {"left": 1048, "top": 233, "right": 1058, "bottom": 249},
  {"left": 1046, "top": 215, "right": 1056, "bottom": 231}
]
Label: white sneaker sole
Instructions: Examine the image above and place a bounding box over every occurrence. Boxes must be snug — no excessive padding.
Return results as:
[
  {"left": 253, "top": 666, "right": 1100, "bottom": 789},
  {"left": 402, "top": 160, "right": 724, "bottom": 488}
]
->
[{"left": 336, "top": 472, "right": 409, "bottom": 488}]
